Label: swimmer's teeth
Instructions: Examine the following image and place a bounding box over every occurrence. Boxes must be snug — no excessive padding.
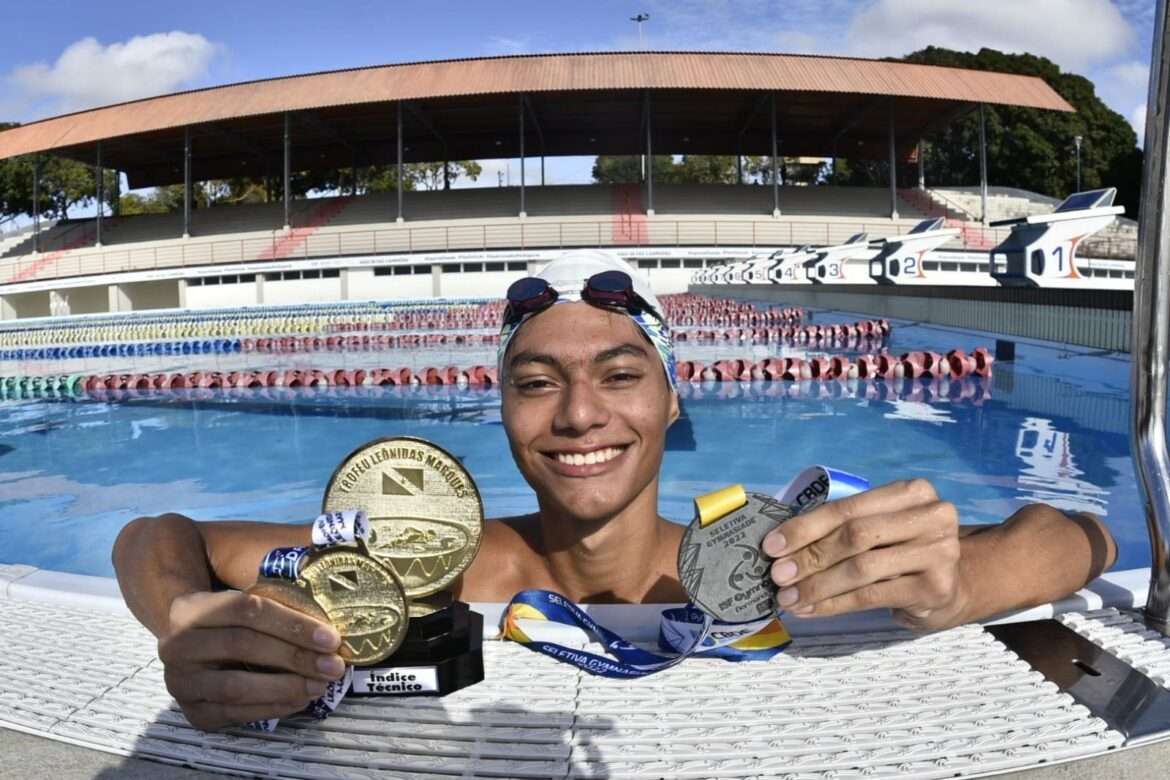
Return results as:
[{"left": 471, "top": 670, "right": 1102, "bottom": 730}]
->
[{"left": 556, "top": 447, "right": 622, "bottom": 466}]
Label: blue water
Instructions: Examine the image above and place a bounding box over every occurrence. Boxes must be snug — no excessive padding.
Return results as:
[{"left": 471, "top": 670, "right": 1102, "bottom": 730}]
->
[{"left": 0, "top": 313, "right": 1145, "bottom": 578}]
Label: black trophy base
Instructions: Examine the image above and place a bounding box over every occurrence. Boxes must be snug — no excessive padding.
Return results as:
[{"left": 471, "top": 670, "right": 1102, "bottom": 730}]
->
[{"left": 348, "top": 601, "right": 484, "bottom": 697}]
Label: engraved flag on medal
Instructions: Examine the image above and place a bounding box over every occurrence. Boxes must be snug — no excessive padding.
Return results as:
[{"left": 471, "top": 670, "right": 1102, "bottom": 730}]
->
[
  {"left": 383, "top": 467, "right": 424, "bottom": 496},
  {"left": 323, "top": 437, "right": 485, "bottom": 600}
]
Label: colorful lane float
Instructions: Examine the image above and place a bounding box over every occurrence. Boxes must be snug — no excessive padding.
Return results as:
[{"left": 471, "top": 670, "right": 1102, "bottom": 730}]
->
[
  {"left": 72, "top": 374, "right": 993, "bottom": 407},
  {"left": 0, "top": 374, "right": 87, "bottom": 400},
  {"left": 0, "top": 347, "right": 992, "bottom": 404},
  {"left": 0, "top": 295, "right": 796, "bottom": 350}
]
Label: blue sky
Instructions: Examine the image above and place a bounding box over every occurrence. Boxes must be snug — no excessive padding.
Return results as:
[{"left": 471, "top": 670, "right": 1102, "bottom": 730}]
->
[{"left": 0, "top": 0, "right": 1157, "bottom": 188}]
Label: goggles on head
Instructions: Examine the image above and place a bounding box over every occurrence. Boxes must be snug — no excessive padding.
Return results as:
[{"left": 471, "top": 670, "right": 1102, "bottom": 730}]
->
[{"left": 503, "top": 270, "right": 664, "bottom": 327}]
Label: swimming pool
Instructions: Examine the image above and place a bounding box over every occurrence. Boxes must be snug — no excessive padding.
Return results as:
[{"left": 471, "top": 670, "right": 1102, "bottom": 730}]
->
[{"left": 0, "top": 310, "right": 1143, "bottom": 578}]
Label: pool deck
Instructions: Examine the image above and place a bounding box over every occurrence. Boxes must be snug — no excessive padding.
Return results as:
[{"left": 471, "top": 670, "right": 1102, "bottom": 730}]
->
[
  {"left": 9, "top": 727, "right": 1170, "bottom": 780},
  {"left": 4, "top": 563, "right": 1170, "bottom": 779}
]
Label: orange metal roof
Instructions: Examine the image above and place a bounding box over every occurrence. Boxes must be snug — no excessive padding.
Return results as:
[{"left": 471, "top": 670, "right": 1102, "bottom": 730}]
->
[{"left": 0, "top": 51, "right": 1073, "bottom": 162}]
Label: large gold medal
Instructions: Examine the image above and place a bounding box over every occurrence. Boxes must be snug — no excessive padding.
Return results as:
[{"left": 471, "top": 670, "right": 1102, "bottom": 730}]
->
[
  {"left": 322, "top": 437, "right": 484, "bottom": 599},
  {"left": 298, "top": 547, "right": 409, "bottom": 665}
]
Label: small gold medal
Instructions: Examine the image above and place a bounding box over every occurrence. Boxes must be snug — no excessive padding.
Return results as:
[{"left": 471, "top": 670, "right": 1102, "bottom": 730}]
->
[
  {"left": 298, "top": 547, "right": 409, "bottom": 665},
  {"left": 247, "top": 578, "right": 330, "bottom": 624},
  {"left": 322, "top": 437, "right": 484, "bottom": 599}
]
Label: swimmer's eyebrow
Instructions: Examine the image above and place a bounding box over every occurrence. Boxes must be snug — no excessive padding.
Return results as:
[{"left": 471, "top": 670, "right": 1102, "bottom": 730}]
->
[
  {"left": 509, "top": 343, "right": 649, "bottom": 370},
  {"left": 509, "top": 350, "right": 559, "bottom": 370},
  {"left": 593, "top": 343, "right": 649, "bottom": 364}
]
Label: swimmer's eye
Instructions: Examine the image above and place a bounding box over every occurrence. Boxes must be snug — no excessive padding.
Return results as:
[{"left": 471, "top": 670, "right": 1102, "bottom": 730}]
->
[
  {"left": 603, "top": 370, "right": 643, "bottom": 386},
  {"left": 513, "top": 377, "right": 557, "bottom": 392}
]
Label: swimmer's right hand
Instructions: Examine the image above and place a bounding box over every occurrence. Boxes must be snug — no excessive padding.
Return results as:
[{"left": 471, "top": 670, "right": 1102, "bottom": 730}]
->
[{"left": 158, "top": 590, "right": 345, "bottom": 731}]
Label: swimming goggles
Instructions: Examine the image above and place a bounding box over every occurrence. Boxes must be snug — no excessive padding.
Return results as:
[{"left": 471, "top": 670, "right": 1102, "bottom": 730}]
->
[{"left": 503, "top": 270, "right": 664, "bottom": 326}]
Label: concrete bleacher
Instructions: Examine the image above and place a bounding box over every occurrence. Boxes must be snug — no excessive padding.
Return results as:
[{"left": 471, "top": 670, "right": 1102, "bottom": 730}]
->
[
  {"left": 925, "top": 185, "right": 1137, "bottom": 258},
  {"left": 2, "top": 184, "right": 925, "bottom": 262},
  {"left": 0, "top": 183, "right": 944, "bottom": 302},
  {"left": 929, "top": 186, "right": 1060, "bottom": 221}
]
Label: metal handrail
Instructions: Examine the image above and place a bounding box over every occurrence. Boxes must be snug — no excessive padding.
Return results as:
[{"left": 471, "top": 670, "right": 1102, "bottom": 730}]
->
[{"left": 1134, "top": 0, "right": 1170, "bottom": 631}]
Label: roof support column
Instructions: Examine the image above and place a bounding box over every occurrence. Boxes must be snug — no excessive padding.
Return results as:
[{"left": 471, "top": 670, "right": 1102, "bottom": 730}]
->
[
  {"left": 645, "top": 90, "right": 654, "bottom": 216},
  {"left": 31, "top": 156, "right": 39, "bottom": 254},
  {"left": 443, "top": 158, "right": 449, "bottom": 190},
  {"left": 519, "top": 94, "right": 526, "bottom": 218},
  {"left": 541, "top": 155, "right": 545, "bottom": 187},
  {"left": 396, "top": 102, "right": 404, "bottom": 223},
  {"left": 771, "top": 93, "right": 780, "bottom": 218},
  {"left": 979, "top": 103, "right": 989, "bottom": 225},
  {"left": 917, "top": 140, "right": 926, "bottom": 190},
  {"left": 283, "top": 112, "right": 292, "bottom": 231},
  {"left": 736, "top": 151, "right": 743, "bottom": 185},
  {"left": 183, "top": 127, "right": 191, "bottom": 238},
  {"left": 888, "top": 100, "right": 899, "bottom": 220},
  {"left": 94, "top": 141, "right": 103, "bottom": 247}
]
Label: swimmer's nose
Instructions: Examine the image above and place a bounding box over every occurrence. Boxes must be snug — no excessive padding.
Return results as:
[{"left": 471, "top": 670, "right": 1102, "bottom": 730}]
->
[{"left": 552, "top": 378, "right": 611, "bottom": 434}]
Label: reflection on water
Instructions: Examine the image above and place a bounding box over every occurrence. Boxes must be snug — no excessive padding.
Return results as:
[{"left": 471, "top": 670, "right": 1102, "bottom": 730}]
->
[
  {"left": 0, "top": 369, "right": 1148, "bottom": 575},
  {"left": 1014, "top": 417, "right": 1111, "bottom": 516},
  {"left": 883, "top": 400, "right": 956, "bottom": 426}
]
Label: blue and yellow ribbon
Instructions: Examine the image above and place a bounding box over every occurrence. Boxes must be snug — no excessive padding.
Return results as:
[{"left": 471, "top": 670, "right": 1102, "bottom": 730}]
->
[{"left": 501, "top": 466, "right": 868, "bottom": 676}]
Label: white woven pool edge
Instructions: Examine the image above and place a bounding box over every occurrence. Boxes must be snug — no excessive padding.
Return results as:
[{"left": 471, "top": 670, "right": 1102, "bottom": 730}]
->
[
  {"left": 0, "top": 564, "right": 1152, "bottom": 638},
  {"left": 0, "top": 563, "right": 1162, "bottom": 780}
]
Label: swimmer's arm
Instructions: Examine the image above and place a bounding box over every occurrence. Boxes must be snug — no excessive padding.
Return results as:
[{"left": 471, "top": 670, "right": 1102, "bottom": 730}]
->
[
  {"left": 953, "top": 505, "right": 1117, "bottom": 624},
  {"left": 113, "top": 514, "right": 310, "bottom": 638}
]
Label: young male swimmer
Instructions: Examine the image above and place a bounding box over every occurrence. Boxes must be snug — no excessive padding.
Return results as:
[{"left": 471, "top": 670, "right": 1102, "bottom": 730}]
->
[{"left": 113, "top": 249, "right": 1117, "bottom": 730}]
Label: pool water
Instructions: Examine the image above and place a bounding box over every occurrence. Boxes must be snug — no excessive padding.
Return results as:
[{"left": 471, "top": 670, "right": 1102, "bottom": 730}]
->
[{"left": 0, "top": 313, "right": 1145, "bottom": 578}]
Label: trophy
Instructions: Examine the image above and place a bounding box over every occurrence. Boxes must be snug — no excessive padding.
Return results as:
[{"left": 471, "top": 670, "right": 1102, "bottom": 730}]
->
[
  {"left": 252, "top": 436, "right": 485, "bottom": 700},
  {"left": 323, "top": 436, "right": 485, "bottom": 696}
]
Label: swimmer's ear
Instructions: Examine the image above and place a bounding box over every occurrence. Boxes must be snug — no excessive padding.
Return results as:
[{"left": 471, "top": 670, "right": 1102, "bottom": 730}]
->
[{"left": 667, "top": 391, "right": 680, "bottom": 426}]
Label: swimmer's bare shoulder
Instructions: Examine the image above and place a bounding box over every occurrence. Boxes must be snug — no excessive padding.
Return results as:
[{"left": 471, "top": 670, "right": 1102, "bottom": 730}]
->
[
  {"left": 453, "top": 515, "right": 688, "bottom": 604},
  {"left": 454, "top": 514, "right": 552, "bottom": 601}
]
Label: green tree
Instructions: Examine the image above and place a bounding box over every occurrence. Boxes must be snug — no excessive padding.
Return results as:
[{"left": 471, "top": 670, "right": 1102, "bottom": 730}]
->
[
  {"left": 898, "top": 47, "right": 1143, "bottom": 216},
  {"left": 410, "top": 161, "right": 483, "bottom": 190},
  {"left": 0, "top": 123, "right": 117, "bottom": 220},
  {"left": 591, "top": 155, "right": 676, "bottom": 183},
  {"left": 673, "top": 155, "right": 740, "bottom": 184}
]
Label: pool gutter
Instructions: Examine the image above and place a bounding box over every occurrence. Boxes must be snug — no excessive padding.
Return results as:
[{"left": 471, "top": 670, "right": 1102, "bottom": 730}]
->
[{"left": 0, "top": 562, "right": 1152, "bottom": 639}]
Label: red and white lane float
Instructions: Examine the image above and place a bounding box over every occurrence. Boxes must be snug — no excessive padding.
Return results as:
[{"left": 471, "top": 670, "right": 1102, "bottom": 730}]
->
[
  {"left": 75, "top": 374, "right": 992, "bottom": 406},
  {"left": 673, "top": 319, "right": 890, "bottom": 346},
  {"left": 672, "top": 348, "right": 993, "bottom": 384},
  {"left": 8, "top": 340, "right": 990, "bottom": 405},
  {"left": 61, "top": 348, "right": 992, "bottom": 394}
]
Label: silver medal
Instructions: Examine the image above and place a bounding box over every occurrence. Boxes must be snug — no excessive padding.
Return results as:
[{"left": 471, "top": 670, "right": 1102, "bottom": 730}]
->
[{"left": 678, "top": 492, "right": 796, "bottom": 623}]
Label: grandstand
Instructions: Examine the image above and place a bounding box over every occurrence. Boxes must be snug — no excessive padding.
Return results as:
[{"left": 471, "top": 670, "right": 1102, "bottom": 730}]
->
[
  {"left": 918, "top": 185, "right": 1137, "bottom": 258},
  {"left": 0, "top": 51, "right": 1081, "bottom": 319}
]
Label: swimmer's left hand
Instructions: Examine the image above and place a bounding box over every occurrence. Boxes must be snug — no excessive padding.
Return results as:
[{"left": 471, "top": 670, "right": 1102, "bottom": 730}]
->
[{"left": 762, "top": 479, "right": 966, "bottom": 631}]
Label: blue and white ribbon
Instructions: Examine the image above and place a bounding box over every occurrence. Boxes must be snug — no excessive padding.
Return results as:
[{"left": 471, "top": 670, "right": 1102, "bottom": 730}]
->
[
  {"left": 249, "top": 509, "right": 367, "bottom": 732},
  {"left": 778, "top": 465, "right": 869, "bottom": 510},
  {"left": 501, "top": 466, "right": 869, "bottom": 677}
]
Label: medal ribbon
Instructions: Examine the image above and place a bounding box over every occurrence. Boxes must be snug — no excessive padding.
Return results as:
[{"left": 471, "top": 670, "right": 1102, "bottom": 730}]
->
[
  {"left": 501, "top": 466, "right": 869, "bottom": 677},
  {"left": 249, "top": 510, "right": 368, "bottom": 732}
]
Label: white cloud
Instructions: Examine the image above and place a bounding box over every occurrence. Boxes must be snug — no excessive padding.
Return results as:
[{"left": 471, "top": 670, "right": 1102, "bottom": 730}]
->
[
  {"left": 8, "top": 31, "right": 219, "bottom": 115},
  {"left": 1097, "top": 60, "right": 1150, "bottom": 142},
  {"left": 845, "top": 0, "right": 1134, "bottom": 70},
  {"left": 1131, "top": 102, "right": 1147, "bottom": 146}
]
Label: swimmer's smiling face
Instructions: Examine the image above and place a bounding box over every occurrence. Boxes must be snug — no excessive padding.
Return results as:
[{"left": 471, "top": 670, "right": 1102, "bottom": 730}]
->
[{"left": 501, "top": 302, "right": 679, "bottom": 523}]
